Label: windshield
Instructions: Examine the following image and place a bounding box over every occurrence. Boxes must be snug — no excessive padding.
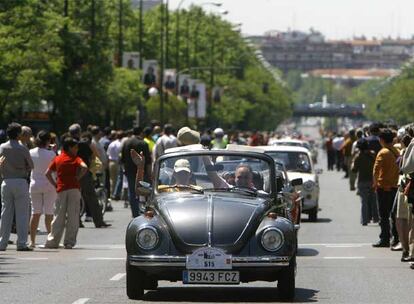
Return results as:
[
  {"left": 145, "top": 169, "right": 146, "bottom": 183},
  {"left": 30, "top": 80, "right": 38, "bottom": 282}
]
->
[
  {"left": 267, "top": 151, "right": 312, "bottom": 173},
  {"left": 157, "top": 153, "right": 272, "bottom": 195}
]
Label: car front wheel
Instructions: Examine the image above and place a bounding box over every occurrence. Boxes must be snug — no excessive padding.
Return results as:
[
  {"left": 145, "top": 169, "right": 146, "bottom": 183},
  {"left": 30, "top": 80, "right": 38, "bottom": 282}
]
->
[
  {"left": 126, "top": 262, "right": 144, "bottom": 300},
  {"left": 278, "top": 255, "right": 296, "bottom": 300}
]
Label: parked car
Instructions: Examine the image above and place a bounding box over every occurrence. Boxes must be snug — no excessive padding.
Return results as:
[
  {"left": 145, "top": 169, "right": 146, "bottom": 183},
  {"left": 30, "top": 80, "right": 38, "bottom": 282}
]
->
[
  {"left": 125, "top": 147, "right": 298, "bottom": 300},
  {"left": 259, "top": 145, "right": 322, "bottom": 222}
]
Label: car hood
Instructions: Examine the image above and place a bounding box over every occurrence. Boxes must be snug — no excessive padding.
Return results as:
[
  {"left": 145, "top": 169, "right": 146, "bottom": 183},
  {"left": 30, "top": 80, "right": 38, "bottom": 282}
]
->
[
  {"left": 286, "top": 172, "right": 315, "bottom": 183},
  {"left": 157, "top": 193, "right": 270, "bottom": 254}
]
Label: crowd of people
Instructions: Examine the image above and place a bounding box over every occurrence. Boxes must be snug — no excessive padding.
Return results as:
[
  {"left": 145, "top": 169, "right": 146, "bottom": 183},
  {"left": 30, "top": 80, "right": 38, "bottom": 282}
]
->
[
  {"left": 0, "top": 121, "right": 278, "bottom": 251},
  {"left": 325, "top": 122, "right": 414, "bottom": 270}
]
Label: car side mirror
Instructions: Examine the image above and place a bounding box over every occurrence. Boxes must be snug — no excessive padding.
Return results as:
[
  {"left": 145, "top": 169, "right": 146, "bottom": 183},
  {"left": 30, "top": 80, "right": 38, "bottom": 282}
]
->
[
  {"left": 291, "top": 178, "right": 303, "bottom": 187},
  {"left": 138, "top": 181, "right": 152, "bottom": 196},
  {"left": 315, "top": 168, "right": 323, "bottom": 175}
]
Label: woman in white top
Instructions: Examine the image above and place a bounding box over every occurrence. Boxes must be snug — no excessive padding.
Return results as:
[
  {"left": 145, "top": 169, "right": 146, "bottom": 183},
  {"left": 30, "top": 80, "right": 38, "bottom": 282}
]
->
[{"left": 29, "top": 131, "right": 57, "bottom": 248}]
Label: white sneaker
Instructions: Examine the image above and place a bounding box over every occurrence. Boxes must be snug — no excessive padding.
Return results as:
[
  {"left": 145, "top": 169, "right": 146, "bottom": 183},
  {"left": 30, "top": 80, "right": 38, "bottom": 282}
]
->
[{"left": 85, "top": 216, "right": 93, "bottom": 222}]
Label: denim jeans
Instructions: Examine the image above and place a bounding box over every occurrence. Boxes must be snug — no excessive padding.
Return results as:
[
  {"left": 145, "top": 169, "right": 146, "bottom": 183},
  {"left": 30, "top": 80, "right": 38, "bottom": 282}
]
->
[
  {"left": 112, "top": 164, "right": 123, "bottom": 199},
  {"left": 126, "top": 173, "right": 140, "bottom": 218},
  {"left": 358, "top": 182, "right": 378, "bottom": 224}
]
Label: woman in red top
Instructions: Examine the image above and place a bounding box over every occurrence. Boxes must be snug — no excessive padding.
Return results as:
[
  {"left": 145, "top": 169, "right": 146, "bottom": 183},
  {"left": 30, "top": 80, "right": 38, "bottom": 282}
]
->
[{"left": 44, "top": 137, "right": 88, "bottom": 249}]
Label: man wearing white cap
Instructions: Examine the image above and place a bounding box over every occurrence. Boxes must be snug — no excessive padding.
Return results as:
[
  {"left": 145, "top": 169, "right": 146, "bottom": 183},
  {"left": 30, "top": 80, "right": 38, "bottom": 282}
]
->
[{"left": 171, "top": 159, "right": 193, "bottom": 186}]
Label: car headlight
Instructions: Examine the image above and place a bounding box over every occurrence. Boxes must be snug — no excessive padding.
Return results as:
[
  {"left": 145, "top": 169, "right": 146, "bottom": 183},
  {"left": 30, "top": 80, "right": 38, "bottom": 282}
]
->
[
  {"left": 261, "top": 227, "right": 284, "bottom": 252},
  {"left": 136, "top": 227, "right": 159, "bottom": 250},
  {"left": 303, "top": 180, "right": 315, "bottom": 192}
]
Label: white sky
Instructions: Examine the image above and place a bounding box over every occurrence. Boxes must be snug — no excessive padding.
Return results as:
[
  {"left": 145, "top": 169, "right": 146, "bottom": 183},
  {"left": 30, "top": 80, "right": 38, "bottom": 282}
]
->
[{"left": 167, "top": 0, "right": 414, "bottom": 39}]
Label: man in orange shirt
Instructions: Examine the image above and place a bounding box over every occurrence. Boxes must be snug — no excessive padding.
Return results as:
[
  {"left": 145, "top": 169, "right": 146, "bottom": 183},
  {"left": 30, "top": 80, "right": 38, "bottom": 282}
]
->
[{"left": 372, "top": 129, "right": 400, "bottom": 248}]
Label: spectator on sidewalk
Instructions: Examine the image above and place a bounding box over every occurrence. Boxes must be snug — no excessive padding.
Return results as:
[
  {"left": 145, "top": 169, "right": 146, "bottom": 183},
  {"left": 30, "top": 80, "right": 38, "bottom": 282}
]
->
[
  {"left": 325, "top": 133, "right": 335, "bottom": 171},
  {"left": 143, "top": 127, "right": 156, "bottom": 153},
  {"left": 121, "top": 127, "right": 151, "bottom": 217},
  {"left": 372, "top": 129, "right": 400, "bottom": 248},
  {"left": 153, "top": 124, "right": 178, "bottom": 161},
  {"left": 29, "top": 131, "right": 57, "bottom": 248},
  {"left": 0, "top": 123, "right": 34, "bottom": 251},
  {"left": 399, "top": 133, "right": 414, "bottom": 262},
  {"left": 332, "top": 133, "right": 345, "bottom": 172},
  {"left": 44, "top": 137, "right": 88, "bottom": 249},
  {"left": 107, "top": 131, "right": 123, "bottom": 199},
  {"left": 77, "top": 133, "right": 111, "bottom": 228},
  {"left": 352, "top": 138, "right": 379, "bottom": 226}
]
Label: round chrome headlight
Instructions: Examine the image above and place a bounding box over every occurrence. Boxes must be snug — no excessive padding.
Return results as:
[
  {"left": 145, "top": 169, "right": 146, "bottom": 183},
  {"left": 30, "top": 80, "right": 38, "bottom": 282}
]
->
[
  {"left": 261, "top": 227, "right": 284, "bottom": 252},
  {"left": 136, "top": 227, "right": 159, "bottom": 250},
  {"left": 303, "top": 180, "right": 315, "bottom": 192}
]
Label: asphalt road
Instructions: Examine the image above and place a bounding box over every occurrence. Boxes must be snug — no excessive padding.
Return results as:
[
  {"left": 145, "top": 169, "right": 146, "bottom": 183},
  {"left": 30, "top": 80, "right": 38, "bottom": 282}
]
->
[{"left": 1, "top": 151, "right": 414, "bottom": 303}]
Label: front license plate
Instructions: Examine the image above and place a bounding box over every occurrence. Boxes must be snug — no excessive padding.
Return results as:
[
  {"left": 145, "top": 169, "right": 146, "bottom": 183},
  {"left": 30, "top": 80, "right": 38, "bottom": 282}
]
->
[{"left": 183, "top": 270, "right": 240, "bottom": 285}]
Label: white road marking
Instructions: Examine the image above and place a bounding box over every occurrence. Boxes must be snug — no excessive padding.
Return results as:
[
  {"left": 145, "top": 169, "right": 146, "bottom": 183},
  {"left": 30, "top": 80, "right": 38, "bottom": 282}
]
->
[
  {"left": 72, "top": 298, "right": 90, "bottom": 304},
  {"left": 323, "top": 256, "right": 365, "bottom": 260},
  {"left": 110, "top": 273, "right": 126, "bottom": 281},
  {"left": 325, "top": 244, "right": 364, "bottom": 248},
  {"left": 86, "top": 257, "right": 124, "bottom": 261},
  {"left": 300, "top": 243, "right": 371, "bottom": 247},
  {"left": 79, "top": 244, "right": 125, "bottom": 249},
  {"left": 18, "top": 257, "right": 49, "bottom": 260}
]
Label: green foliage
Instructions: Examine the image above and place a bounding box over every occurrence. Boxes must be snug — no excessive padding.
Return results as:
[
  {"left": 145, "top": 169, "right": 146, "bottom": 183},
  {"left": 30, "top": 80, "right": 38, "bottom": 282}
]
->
[
  {"left": 145, "top": 94, "right": 187, "bottom": 126},
  {"left": 0, "top": 0, "right": 64, "bottom": 122},
  {"left": 0, "top": 1, "right": 292, "bottom": 131}
]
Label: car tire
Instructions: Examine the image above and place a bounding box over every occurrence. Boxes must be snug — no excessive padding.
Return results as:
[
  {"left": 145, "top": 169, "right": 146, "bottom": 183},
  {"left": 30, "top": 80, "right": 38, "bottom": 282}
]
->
[
  {"left": 278, "top": 255, "right": 296, "bottom": 300},
  {"left": 308, "top": 207, "right": 318, "bottom": 222},
  {"left": 126, "top": 262, "right": 144, "bottom": 300}
]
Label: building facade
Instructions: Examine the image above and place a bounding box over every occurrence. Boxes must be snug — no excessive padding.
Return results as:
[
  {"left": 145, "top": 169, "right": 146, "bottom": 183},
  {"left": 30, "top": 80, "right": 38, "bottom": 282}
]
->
[{"left": 256, "top": 29, "right": 414, "bottom": 73}]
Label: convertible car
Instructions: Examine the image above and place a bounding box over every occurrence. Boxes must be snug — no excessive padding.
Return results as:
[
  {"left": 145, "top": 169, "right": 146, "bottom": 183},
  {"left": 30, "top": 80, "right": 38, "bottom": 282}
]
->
[
  {"left": 125, "top": 147, "right": 298, "bottom": 300},
  {"left": 259, "top": 145, "right": 322, "bottom": 221}
]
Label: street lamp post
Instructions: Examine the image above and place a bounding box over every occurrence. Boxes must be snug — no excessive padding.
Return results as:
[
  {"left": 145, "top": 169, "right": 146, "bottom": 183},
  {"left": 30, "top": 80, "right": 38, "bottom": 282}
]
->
[
  {"left": 118, "top": 0, "right": 124, "bottom": 67},
  {"left": 139, "top": 0, "right": 143, "bottom": 69}
]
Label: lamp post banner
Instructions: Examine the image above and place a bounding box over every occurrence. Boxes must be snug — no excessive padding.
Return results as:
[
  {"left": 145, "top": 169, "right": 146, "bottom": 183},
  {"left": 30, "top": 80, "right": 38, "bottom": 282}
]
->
[
  {"left": 179, "top": 74, "right": 192, "bottom": 99},
  {"left": 122, "top": 52, "right": 140, "bottom": 69},
  {"left": 142, "top": 59, "right": 159, "bottom": 88},
  {"left": 164, "top": 69, "right": 177, "bottom": 91}
]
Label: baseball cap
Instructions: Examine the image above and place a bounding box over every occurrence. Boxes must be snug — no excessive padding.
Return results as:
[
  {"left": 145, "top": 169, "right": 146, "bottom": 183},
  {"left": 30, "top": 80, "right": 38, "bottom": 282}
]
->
[{"left": 174, "top": 159, "right": 191, "bottom": 173}]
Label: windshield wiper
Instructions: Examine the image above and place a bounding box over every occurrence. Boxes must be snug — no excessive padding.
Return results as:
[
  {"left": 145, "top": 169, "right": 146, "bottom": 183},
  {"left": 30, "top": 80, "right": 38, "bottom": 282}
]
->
[{"left": 159, "top": 184, "right": 204, "bottom": 194}]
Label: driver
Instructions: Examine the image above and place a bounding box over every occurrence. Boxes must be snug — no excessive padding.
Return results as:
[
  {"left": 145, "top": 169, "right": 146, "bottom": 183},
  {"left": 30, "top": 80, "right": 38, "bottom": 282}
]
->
[{"left": 234, "top": 164, "right": 255, "bottom": 189}]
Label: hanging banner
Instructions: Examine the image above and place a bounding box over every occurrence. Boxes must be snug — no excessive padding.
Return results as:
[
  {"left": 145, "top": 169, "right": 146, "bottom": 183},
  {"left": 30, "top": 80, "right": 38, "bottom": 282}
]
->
[
  {"left": 179, "top": 74, "right": 192, "bottom": 98},
  {"left": 187, "top": 79, "right": 199, "bottom": 119},
  {"left": 164, "top": 69, "right": 177, "bottom": 91},
  {"left": 196, "top": 82, "right": 207, "bottom": 119},
  {"left": 142, "top": 60, "right": 158, "bottom": 88},
  {"left": 122, "top": 52, "right": 140, "bottom": 69}
]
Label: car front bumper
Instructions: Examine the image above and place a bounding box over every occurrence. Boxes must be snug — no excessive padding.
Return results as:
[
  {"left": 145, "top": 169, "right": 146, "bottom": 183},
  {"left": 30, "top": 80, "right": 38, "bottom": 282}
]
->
[{"left": 128, "top": 255, "right": 290, "bottom": 267}]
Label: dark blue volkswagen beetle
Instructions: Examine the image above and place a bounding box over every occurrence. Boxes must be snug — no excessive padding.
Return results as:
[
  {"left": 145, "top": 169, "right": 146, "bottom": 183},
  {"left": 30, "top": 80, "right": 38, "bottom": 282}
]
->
[{"left": 125, "top": 147, "right": 297, "bottom": 300}]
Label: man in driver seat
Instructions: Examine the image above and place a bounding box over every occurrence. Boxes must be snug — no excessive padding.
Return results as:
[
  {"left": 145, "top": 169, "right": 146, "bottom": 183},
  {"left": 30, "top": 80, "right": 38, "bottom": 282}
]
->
[{"left": 234, "top": 164, "right": 255, "bottom": 189}]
